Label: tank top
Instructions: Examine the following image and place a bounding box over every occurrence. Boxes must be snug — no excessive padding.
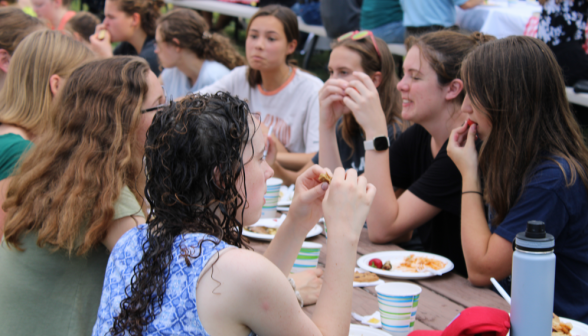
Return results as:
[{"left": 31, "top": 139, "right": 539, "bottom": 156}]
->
[{"left": 92, "top": 225, "right": 255, "bottom": 336}]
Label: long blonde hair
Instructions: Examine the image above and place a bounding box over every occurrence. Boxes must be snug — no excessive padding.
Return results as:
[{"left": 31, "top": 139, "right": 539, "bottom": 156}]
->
[
  {"left": 0, "top": 30, "right": 93, "bottom": 136},
  {"left": 3, "top": 57, "right": 149, "bottom": 255}
]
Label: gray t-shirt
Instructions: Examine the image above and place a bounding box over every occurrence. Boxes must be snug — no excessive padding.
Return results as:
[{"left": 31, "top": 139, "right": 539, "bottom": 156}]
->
[{"left": 161, "top": 60, "right": 230, "bottom": 99}]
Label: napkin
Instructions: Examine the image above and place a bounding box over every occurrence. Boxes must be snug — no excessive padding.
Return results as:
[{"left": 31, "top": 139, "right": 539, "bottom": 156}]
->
[
  {"left": 249, "top": 214, "right": 287, "bottom": 228},
  {"left": 353, "top": 268, "right": 385, "bottom": 288},
  {"left": 351, "top": 311, "right": 381, "bottom": 328}
]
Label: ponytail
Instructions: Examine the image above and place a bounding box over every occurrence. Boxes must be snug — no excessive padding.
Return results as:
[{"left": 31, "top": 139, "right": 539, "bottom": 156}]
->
[{"left": 157, "top": 9, "right": 245, "bottom": 69}]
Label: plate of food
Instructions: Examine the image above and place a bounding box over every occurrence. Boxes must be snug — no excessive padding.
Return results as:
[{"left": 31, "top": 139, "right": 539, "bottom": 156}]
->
[
  {"left": 506, "top": 314, "right": 588, "bottom": 336},
  {"left": 357, "top": 251, "right": 454, "bottom": 279},
  {"left": 243, "top": 223, "right": 323, "bottom": 241},
  {"left": 349, "top": 324, "right": 390, "bottom": 336}
]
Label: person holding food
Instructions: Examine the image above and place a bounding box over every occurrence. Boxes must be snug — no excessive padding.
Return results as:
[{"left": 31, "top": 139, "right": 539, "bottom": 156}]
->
[
  {"left": 447, "top": 36, "right": 588, "bottom": 323},
  {"left": 92, "top": 92, "right": 376, "bottom": 336},
  {"left": 363, "top": 30, "right": 494, "bottom": 277},
  {"left": 197, "top": 5, "right": 323, "bottom": 181},
  {"left": 0, "top": 57, "right": 159, "bottom": 335},
  {"left": 269, "top": 31, "right": 406, "bottom": 187},
  {"left": 89, "top": 0, "right": 163, "bottom": 76}
]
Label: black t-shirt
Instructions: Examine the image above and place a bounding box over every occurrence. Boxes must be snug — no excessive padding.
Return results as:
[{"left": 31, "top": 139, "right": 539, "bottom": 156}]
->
[
  {"left": 113, "top": 36, "right": 160, "bottom": 76},
  {"left": 311, "top": 118, "right": 402, "bottom": 175},
  {"left": 389, "top": 124, "right": 467, "bottom": 276}
]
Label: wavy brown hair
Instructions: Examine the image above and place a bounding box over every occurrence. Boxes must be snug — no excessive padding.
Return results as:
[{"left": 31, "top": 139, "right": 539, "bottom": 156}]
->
[
  {"left": 157, "top": 9, "right": 245, "bottom": 70},
  {"left": 246, "top": 4, "right": 299, "bottom": 87},
  {"left": 109, "top": 0, "right": 164, "bottom": 36},
  {"left": 331, "top": 35, "right": 404, "bottom": 154},
  {"left": 0, "top": 30, "right": 92, "bottom": 136},
  {"left": 3, "top": 57, "right": 149, "bottom": 255},
  {"left": 406, "top": 30, "right": 496, "bottom": 105},
  {"left": 462, "top": 36, "right": 588, "bottom": 226},
  {"left": 111, "top": 92, "right": 253, "bottom": 335}
]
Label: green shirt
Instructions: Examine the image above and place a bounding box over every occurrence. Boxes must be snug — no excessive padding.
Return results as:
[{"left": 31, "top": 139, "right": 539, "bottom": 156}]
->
[
  {"left": 0, "top": 186, "right": 143, "bottom": 336},
  {"left": 0, "top": 133, "right": 32, "bottom": 180},
  {"left": 360, "top": 0, "right": 403, "bottom": 30}
]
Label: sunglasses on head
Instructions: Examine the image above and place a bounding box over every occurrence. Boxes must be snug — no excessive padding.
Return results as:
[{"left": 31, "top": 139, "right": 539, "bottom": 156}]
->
[
  {"left": 337, "top": 30, "right": 382, "bottom": 62},
  {"left": 141, "top": 86, "right": 173, "bottom": 114}
]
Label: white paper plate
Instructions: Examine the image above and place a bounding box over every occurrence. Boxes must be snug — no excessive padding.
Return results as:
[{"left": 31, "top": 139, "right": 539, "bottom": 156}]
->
[
  {"left": 506, "top": 317, "right": 588, "bottom": 336},
  {"left": 349, "top": 324, "right": 390, "bottom": 336},
  {"left": 243, "top": 224, "right": 323, "bottom": 241},
  {"left": 357, "top": 251, "right": 454, "bottom": 279}
]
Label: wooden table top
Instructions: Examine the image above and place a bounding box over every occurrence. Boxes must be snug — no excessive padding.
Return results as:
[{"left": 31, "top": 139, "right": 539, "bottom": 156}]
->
[{"left": 247, "top": 225, "right": 510, "bottom": 332}]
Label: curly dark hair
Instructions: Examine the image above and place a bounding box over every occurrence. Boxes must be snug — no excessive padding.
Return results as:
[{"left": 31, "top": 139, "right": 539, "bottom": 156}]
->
[{"left": 110, "top": 92, "right": 256, "bottom": 335}]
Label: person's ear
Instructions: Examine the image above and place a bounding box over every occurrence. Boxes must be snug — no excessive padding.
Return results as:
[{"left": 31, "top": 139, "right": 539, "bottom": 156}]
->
[
  {"left": 53, "top": 0, "right": 63, "bottom": 8},
  {"left": 371, "top": 71, "right": 382, "bottom": 88},
  {"left": 445, "top": 78, "right": 464, "bottom": 101},
  {"left": 72, "top": 32, "right": 84, "bottom": 42},
  {"left": 132, "top": 12, "right": 141, "bottom": 29},
  {"left": 0, "top": 49, "right": 10, "bottom": 73},
  {"left": 286, "top": 38, "right": 297, "bottom": 56},
  {"left": 172, "top": 38, "right": 181, "bottom": 52},
  {"left": 49, "top": 74, "right": 63, "bottom": 97}
]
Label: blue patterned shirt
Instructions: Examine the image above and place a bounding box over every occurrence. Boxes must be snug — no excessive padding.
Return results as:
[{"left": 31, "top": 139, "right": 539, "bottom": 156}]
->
[{"left": 92, "top": 225, "right": 234, "bottom": 336}]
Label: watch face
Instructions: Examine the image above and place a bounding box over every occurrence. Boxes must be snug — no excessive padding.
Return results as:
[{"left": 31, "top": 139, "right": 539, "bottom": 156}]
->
[{"left": 373, "top": 136, "right": 389, "bottom": 151}]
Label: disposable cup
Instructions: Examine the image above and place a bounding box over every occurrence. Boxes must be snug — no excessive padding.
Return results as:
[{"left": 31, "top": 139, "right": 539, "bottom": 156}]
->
[
  {"left": 262, "top": 178, "right": 283, "bottom": 218},
  {"left": 291, "top": 241, "right": 322, "bottom": 273},
  {"left": 375, "top": 282, "right": 422, "bottom": 336}
]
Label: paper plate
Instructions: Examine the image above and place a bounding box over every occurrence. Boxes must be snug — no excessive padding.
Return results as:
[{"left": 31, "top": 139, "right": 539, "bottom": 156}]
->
[
  {"left": 357, "top": 251, "right": 454, "bottom": 279},
  {"left": 243, "top": 224, "right": 322, "bottom": 241},
  {"left": 349, "top": 324, "right": 391, "bottom": 336}
]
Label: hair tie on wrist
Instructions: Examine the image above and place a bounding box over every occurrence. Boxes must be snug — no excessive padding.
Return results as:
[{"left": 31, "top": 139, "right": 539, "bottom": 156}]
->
[
  {"left": 462, "top": 191, "right": 482, "bottom": 196},
  {"left": 288, "top": 277, "right": 304, "bottom": 307}
]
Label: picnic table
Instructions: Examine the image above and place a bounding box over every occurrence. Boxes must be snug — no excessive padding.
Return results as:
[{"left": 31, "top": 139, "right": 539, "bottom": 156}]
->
[{"left": 247, "top": 225, "right": 511, "bottom": 331}]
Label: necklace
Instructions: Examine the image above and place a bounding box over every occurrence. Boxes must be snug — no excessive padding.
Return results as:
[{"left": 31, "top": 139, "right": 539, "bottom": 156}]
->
[{"left": 261, "top": 66, "right": 292, "bottom": 92}]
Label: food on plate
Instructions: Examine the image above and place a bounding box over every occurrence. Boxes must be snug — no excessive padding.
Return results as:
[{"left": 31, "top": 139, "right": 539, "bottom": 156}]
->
[
  {"left": 368, "top": 258, "right": 383, "bottom": 269},
  {"left": 354, "top": 271, "right": 380, "bottom": 283},
  {"left": 97, "top": 29, "right": 106, "bottom": 40},
  {"left": 396, "top": 254, "right": 447, "bottom": 273},
  {"left": 244, "top": 226, "right": 277, "bottom": 235},
  {"left": 318, "top": 172, "right": 332, "bottom": 184},
  {"left": 382, "top": 260, "right": 392, "bottom": 271},
  {"left": 552, "top": 313, "right": 573, "bottom": 335}
]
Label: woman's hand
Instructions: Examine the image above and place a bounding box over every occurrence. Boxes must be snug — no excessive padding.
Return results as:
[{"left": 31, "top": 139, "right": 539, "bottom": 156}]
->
[
  {"left": 343, "top": 72, "right": 387, "bottom": 139},
  {"left": 288, "top": 165, "right": 331, "bottom": 234},
  {"left": 89, "top": 24, "right": 114, "bottom": 58},
  {"left": 323, "top": 167, "right": 376, "bottom": 240},
  {"left": 447, "top": 122, "right": 479, "bottom": 179},
  {"left": 319, "top": 79, "right": 350, "bottom": 130},
  {"left": 290, "top": 268, "right": 324, "bottom": 306}
]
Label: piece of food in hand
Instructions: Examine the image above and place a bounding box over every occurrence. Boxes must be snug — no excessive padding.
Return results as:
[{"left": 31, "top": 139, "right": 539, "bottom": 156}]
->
[
  {"left": 368, "top": 258, "right": 383, "bottom": 269},
  {"left": 354, "top": 271, "right": 380, "bottom": 283},
  {"left": 466, "top": 119, "right": 477, "bottom": 127},
  {"left": 552, "top": 313, "right": 573, "bottom": 335},
  {"left": 382, "top": 260, "right": 392, "bottom": 271},
  {"left": 97, "top": 30, "right": 106, "bottom": 40},
  {"left": 318, "top": 172, "right": 332, "bottom": 184}
]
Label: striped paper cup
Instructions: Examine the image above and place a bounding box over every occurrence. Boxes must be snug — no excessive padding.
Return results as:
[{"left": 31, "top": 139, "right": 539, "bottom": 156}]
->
[
  {"left": 375, "top": 282, "right": 421, "bottom": 336},
  {"left": 291, "top": 242, "right": 322, "bottom": 273},
  {"left": 261, "top": 178, "right": 283, "bottom": 218}
]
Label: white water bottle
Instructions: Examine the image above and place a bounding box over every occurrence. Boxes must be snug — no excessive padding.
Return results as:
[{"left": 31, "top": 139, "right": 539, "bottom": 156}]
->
[{"left": 510, "top": 220, "right": 556, "bottom": 336}]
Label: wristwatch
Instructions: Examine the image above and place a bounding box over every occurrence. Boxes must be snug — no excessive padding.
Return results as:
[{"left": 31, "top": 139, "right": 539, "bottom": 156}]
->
[{"left": 364, "top": 136, "right": 390, "bottom": 151}]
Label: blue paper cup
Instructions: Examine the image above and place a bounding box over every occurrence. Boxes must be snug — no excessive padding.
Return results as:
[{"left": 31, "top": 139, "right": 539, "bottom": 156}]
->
[
  {"left": 291, "top": 242, "right": 322, "bottom": 273},
  {"left": 262, "top": 178, "right": 282, "bottom": 218},
  {"left": 375, "top": 282, "right": 422, "bottom": 336}
]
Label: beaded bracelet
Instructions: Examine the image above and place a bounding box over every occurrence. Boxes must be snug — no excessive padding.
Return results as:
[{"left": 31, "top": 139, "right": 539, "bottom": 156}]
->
[{"left": 288, "top": 277, "right": 304, "bottom": 308}]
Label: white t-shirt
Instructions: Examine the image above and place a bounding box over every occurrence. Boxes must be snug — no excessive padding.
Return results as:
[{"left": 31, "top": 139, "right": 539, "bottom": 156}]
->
[
  {"left": 197, "top": 65, "right": 322, "bottom": 153},
  {"left": 161, "top": 60, "right": 230, "bottom": 99}
]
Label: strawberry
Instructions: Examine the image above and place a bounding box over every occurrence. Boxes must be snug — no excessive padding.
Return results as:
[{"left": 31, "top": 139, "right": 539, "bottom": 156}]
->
[{"left": 369, "top": 258, "right": 383, "bottom": 269}]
